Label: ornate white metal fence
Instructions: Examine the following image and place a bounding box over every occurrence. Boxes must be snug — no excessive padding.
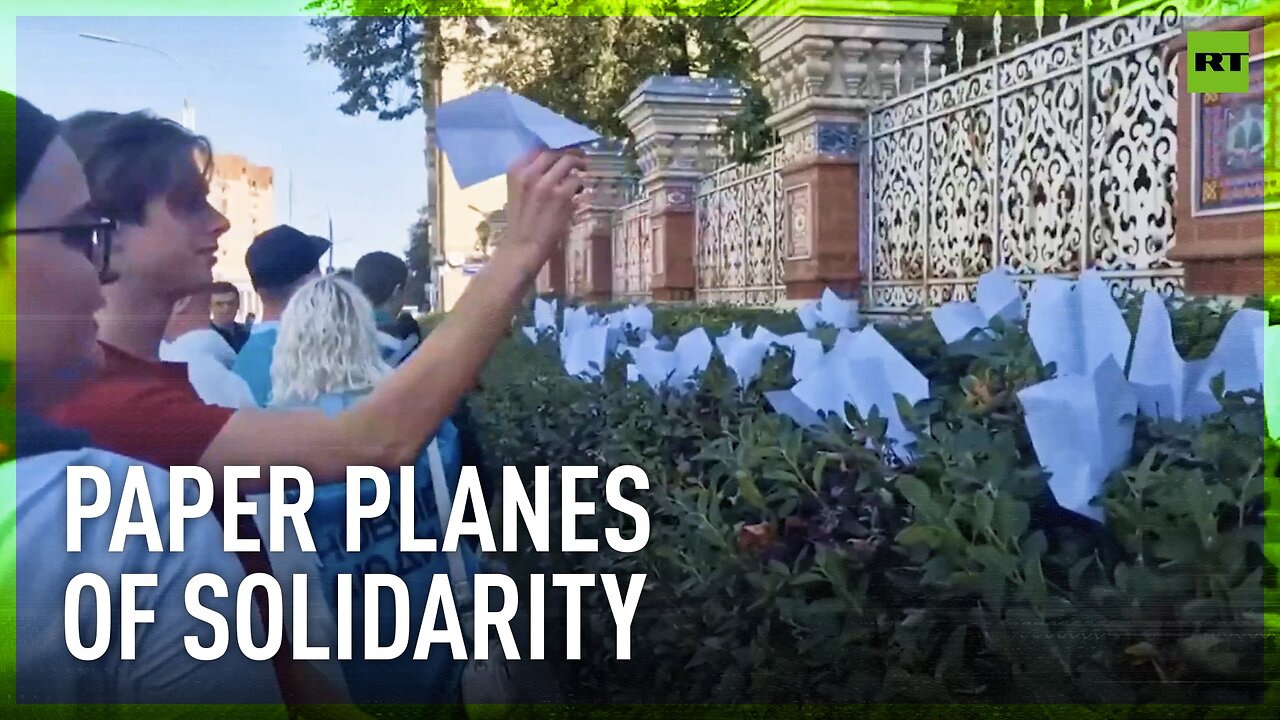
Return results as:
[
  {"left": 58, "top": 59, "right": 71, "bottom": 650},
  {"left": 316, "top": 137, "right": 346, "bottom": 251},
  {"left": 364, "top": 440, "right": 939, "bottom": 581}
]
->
[
  {"left": 611, "top": 190, "right": 654, "bottom": 301},
  {"left": 867, "top": 0, "right": 1190, "bottom": 313},
  {"left": 693, "top": 146, "right": 787, "bottom": 305}
]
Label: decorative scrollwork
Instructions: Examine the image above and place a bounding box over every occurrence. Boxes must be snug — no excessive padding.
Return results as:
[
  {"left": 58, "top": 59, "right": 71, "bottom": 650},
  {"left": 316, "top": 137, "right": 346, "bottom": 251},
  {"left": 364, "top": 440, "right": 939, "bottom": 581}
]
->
[
  {"left": 1000, "top": 75, "right": 1085, "bottom": 275},
  {"left": 872, "top": 127, "right": 927, "bottom": 312},
  {"left": 693, "top": 146, "right": 786, "bottom": 305},
  {"left": 929, "top": 68, "right": 994, "bottom": 114},
  {"left": 1088, "top": 44, "right": 1178, "bottom": 273},
  {"left": 867, "top": 9, "right": 1183, "bottom": 313},
  {"left": 1087, "top": 1, "right": 1181, "bottom": 58},
  {"left": 873, "top": 95, "right": 927, "bottom": 135},
  {"left": 611, "top": 192, "right": 653, "bottom": 301},
  {"left": 929, "top": 104, "right": 996, "bottom": 287},
  {"left": 997, "top": 35, "right": 1083, "bottom": 88}
]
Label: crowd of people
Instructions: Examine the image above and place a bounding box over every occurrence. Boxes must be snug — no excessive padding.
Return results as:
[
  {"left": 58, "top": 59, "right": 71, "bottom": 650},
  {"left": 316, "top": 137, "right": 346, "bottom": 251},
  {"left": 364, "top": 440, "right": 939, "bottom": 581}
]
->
[{"left": 1, "top": 90, "right": 586, "bottom": 714}]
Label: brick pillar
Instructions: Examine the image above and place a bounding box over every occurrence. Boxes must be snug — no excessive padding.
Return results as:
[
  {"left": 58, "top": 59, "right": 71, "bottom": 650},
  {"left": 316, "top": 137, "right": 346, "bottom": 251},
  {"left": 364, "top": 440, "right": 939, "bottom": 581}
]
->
[
  {"left": 619, "top": 77, "right": 743, "bottom": 302},
  {"left": 1165, "top": 14, "right": 1276, "bottom": 297},
  {"left": 739, "top": 9, "right": 949, "bottom": 301},
  {"left": 535, "top": 252, "right": 565, "bottom": 296},
  {"left": 566, "top": 139, "right": 630, "bottom": 302}
]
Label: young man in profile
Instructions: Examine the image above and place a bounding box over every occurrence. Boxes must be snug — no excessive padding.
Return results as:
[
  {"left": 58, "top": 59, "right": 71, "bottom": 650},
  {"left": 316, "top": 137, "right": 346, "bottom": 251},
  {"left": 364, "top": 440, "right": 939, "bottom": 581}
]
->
[
  {"left": 50, "top": 108, "right": 585, "bottom": 492},
  {"left": 209, "top": 280, "right": 250, "bottom": 352}
]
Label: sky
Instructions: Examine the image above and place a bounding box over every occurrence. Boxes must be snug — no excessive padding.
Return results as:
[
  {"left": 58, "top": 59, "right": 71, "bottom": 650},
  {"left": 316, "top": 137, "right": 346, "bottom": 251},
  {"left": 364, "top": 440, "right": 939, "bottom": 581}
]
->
[{"left": 15, "top": 15, "right": 428, "bottom": 270}]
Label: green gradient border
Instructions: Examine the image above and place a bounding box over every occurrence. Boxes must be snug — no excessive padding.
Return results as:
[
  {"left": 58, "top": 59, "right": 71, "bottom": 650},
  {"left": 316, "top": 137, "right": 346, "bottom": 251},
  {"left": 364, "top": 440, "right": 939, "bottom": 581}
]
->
[{"left": 2, "top": 0, "right": 1276, "bottom": 717}]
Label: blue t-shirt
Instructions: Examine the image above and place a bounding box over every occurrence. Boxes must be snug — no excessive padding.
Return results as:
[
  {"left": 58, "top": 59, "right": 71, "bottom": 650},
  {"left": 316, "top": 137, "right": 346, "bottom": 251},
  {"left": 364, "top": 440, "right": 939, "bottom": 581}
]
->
[
  {"left": 261, "top": 390, "right": 476, "bottom": 706},
  {"left": 232, "top": 326, "right": 279, "bottom": 407}
]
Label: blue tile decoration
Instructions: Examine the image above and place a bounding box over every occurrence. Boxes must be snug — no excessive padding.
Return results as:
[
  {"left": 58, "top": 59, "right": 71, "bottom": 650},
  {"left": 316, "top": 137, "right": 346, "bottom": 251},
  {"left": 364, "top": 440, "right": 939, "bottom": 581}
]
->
[{"left": 816, "top": 121, "right": 863, "bottom": 157}]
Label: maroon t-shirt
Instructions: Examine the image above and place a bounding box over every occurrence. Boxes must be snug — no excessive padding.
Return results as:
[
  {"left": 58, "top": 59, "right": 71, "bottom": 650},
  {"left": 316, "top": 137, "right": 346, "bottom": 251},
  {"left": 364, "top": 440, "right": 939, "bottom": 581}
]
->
[
  {"left": 50, "top": 341, "right": 294, "bottom": 696},
  {"left": 49, "top": 342, "right": 236, "bottom": 467}
]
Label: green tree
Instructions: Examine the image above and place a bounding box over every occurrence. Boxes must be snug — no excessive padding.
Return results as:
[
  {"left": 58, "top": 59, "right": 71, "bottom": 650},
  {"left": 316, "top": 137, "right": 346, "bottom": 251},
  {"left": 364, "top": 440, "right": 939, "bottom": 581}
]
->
[
  {"left": 305, "top": 0, "right": 774, "bottom": 163},
  {"left": 404, "top": 204, "right": 432, "bottom": 307}
]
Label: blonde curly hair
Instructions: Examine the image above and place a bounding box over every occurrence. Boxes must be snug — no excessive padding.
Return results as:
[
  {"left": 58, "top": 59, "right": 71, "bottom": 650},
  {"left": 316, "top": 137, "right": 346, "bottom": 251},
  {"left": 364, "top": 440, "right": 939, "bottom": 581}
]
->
[{"left": 269, "top": 275, "right": 392, "bottom": 407}]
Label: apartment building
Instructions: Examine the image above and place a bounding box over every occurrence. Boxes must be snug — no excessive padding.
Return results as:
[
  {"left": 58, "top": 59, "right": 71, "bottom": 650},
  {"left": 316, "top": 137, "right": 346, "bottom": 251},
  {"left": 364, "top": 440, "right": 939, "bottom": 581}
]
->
[{"left": 208, "top": 153, "right": 274, "bottom": 320}]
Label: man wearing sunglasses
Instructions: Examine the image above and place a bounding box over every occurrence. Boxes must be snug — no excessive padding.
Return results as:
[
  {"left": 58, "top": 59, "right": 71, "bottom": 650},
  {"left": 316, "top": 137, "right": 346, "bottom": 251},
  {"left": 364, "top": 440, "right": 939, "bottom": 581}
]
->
[{"left": 1, "top": 92, "right": 289, "bottom": 712}]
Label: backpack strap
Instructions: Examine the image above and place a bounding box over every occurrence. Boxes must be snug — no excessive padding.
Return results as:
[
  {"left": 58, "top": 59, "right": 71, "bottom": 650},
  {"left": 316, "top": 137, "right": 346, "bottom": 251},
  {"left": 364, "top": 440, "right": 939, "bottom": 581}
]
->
[{"left": 426, "top": 438, "right": 475, "bottom": 636}]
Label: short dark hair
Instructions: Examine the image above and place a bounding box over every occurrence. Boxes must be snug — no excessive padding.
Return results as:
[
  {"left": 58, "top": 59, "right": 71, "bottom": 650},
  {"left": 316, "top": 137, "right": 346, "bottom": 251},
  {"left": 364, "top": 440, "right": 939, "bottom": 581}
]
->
[
  {"left": 353, "top": 251, "right": 408, "bottom": 307},
  {"left": 60, "top": 110, "right": 214, "bottom": 226},
  {"left": 210, "top": 281, "right": 239, "bottom": 297}
]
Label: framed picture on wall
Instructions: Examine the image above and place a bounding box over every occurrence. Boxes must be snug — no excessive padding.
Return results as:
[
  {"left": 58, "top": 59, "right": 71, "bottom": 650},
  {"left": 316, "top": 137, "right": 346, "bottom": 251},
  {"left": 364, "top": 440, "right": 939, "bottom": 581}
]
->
[{"left": 1190, "top": 50, "right": 1279, "bottom": 217}]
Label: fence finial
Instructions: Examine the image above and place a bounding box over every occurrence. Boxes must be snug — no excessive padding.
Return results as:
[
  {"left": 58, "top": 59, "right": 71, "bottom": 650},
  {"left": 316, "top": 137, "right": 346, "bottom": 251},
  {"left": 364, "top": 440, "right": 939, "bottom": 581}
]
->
[
  {"left": 1061, "top": 14, "right": 1068, "bottom": 32},
  {"left": 956, "top": 28, "right": 964, "bottom": 72},
  {"left": 1111, "top": 0, "right": 1120, "bottom": 12},
  {"left": 1035, "top": 0, "right": 1044, "bottom": 38},
  {"left": 894, "top": 58, "right": 902, "bottom": 95},
  {"left": 923, "top": 43, "right": 932, "bottom": 82}
]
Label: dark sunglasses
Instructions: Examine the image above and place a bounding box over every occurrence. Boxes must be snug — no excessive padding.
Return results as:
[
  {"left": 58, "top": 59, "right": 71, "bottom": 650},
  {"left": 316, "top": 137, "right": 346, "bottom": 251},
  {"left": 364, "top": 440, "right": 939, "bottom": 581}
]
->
[{"left": 1, "top": 218, "right": 117, "bottom": 281}]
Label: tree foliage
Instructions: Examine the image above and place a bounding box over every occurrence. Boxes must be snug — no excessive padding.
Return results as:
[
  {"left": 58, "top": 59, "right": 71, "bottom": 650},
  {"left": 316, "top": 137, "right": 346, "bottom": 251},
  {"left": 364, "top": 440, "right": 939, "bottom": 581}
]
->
[
  {"left": 404, "top": 204, "right": 432, "bottom": 307},
  {"left": 451, "top": 2, "right": 764, "bottom": 143},
  {"left": 304, "top": 0, "right": 775, "bottom": 162},
  {"left": 305, "top": 14, "right": 432, "bottom": 121}
]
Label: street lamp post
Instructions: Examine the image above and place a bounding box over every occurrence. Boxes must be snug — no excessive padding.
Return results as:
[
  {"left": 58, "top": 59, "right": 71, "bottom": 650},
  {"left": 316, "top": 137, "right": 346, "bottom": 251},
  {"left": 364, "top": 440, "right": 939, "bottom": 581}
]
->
[{"left": 77, "top": 32, "right": 194, "bottom": 130}]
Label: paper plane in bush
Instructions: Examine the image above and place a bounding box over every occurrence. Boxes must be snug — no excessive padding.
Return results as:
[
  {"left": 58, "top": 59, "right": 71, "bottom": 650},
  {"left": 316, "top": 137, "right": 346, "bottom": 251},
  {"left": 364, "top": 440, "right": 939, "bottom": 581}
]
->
[
  {"left": 1128, "top": 292, "right": 1219, "bottom": 422},
  {"left": 1027, "top": 271, "right": 1132, "bottom": 378},
  {"left": 930, "top": 268, "right": 1025, "bottom": 344},
  {"left": 534, "top": 298, "right": 558, "bottom": 331},
  {"left": 560, "top": 325, "right": 612, "bottom": 379},
  {"left": 715, "top": 328, "right": 771, "bottom": 388},
  {"left": 604, "top": 304, "right": 654, "bottom": 336},
  {"left": 797, "top": 288, "right": 858, "bottom": 331},
  {"left": 766, "top": 326, "right": 927, "bottom": 460},
  {"left": 626, "top": 328, "right": 714, "bottom": 391},
  {"left": 521, "top": 298, "right": 559, "bottom": 343},
  {"left": 1017, "top": 356, "right": 1137, "bottom": 523},
  {"left": 561, "top": 306, "right": 595, "bottom": 338},
  {"left": 436, "top": 86, "right": 601, "bottom": 188},
  {"left": 1200, "top": 307, "right": 1266, "bottom": 394},
  {"left": 765, "top": 381, "right": 831, "bottom": 429},
  {"left": 836, "top": 327, "right": 929, "bottom": 459},
  {"left": 778, "top": 333, "right": 825, "bottom": 382}
]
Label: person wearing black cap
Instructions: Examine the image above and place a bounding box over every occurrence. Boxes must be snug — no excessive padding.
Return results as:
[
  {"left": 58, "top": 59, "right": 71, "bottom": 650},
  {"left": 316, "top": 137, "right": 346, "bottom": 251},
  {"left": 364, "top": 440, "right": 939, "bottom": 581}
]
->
[
  {"left": 0, "top": 92, "right": 287, "bottom": 712},
  {"left": 231, "top": 223, "right": 331, "bottom": 405}
]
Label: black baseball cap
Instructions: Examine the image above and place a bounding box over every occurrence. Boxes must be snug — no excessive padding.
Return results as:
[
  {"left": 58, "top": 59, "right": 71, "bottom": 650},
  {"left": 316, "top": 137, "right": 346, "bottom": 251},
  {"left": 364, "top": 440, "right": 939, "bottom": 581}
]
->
[{"left": 245, "top": 224, "right": 331, "bottom": 292}]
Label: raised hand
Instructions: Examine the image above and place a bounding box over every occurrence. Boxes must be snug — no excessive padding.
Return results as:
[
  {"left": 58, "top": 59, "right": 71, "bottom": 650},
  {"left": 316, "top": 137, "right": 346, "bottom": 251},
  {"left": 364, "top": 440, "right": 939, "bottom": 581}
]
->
[{"left": 503, "top": 148, "right": 587, "bottom": 265}]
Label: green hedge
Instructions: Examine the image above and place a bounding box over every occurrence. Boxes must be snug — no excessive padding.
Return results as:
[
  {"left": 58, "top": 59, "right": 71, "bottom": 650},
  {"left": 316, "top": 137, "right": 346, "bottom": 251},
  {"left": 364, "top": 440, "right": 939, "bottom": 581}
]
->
[{"left": 428, "top": 296, "right": 1273, "bottom": 706}]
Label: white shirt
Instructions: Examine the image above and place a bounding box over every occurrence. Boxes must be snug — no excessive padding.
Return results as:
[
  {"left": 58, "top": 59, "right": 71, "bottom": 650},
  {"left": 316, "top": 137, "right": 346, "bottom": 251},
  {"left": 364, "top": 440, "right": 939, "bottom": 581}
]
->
[
  {"left": 2, "top": 449, "right": 286, "bottom": 708},
  {"left": 160, "top": 335, "right": 258, "bottom": 409},
  {"left": 162, "top": 328, "right": 236, "bottom": 368}
]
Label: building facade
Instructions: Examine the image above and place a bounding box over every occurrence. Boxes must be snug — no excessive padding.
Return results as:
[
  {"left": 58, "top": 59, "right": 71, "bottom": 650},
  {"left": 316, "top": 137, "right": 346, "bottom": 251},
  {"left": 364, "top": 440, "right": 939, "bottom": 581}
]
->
[
  {"left": 208, "top": 153, "right": 274, "bottom": 320},
  {"left": 433, "top": 58, "right": 509, "bottom": 312}
]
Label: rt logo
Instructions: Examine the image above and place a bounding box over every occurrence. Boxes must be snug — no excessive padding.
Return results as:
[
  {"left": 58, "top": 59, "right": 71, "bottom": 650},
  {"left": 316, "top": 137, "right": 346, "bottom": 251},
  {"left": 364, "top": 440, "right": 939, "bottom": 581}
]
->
[{"left": 1187, "top": 31, "right": 1251, "bottom": 93}]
